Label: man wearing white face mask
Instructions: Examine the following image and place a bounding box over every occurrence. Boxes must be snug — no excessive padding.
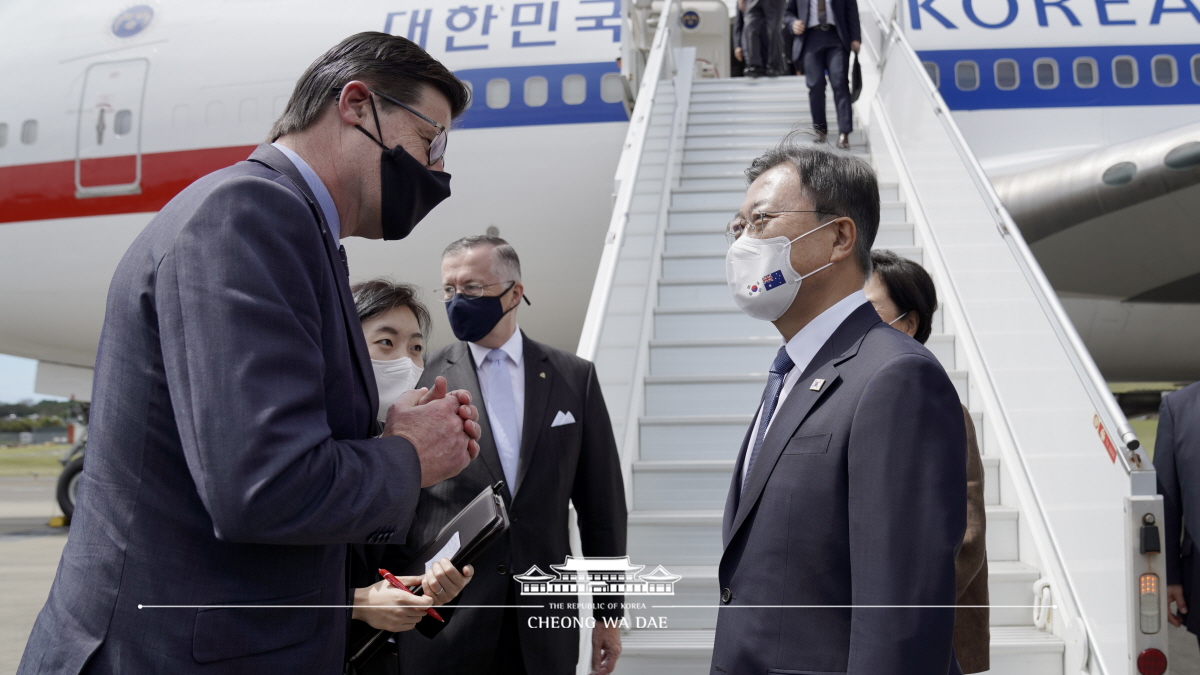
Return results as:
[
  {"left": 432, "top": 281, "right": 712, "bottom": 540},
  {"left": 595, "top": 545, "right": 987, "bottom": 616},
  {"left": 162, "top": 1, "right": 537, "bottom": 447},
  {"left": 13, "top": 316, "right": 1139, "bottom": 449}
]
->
[{"left": 711, "top": 140, "right": 968, "bottom": 675}]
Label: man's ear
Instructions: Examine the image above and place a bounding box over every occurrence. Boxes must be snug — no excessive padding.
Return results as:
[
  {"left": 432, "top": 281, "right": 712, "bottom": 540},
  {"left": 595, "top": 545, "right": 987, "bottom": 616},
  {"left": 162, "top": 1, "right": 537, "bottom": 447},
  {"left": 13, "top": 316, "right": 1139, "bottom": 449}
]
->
[
  {"left": 509, "top": 282, "right": 525, "bottom": 310},
  {"left": 829, "top": 217, "right": 858, "bottom": 263},
  {"left": 337, "top": 80, "right": 373, "bottom": 127}
]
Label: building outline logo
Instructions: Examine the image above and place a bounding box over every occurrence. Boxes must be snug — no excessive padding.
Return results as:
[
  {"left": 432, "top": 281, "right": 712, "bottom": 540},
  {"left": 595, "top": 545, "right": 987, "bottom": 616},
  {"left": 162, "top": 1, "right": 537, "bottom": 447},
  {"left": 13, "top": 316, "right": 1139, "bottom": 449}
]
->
[{"left": 513, "top": 556, "right": 682, "bottom": 596}]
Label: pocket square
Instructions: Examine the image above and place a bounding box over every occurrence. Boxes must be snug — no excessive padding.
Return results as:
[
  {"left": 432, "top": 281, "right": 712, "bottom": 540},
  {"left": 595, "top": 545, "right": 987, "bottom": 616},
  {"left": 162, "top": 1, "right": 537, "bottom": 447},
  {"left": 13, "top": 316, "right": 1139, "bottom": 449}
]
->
[{"left": 551, "top": 411, "right": 576, "bottom": 427}]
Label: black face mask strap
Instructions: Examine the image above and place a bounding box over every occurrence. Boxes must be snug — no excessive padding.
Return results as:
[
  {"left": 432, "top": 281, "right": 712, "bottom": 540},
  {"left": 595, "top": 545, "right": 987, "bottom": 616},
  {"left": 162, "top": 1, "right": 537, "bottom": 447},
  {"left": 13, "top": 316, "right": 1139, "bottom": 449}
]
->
[{"left": 353, "top": 94, "right": 390, "bottom": 151}]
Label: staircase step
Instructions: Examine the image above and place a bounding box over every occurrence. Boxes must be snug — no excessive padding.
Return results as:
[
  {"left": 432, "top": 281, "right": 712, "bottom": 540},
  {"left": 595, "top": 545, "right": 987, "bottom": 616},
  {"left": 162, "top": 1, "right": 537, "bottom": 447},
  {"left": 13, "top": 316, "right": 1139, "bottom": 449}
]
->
[
  {"left": 988, "top": 561, "right": 1042, "bottom": 626},
  {"left": 989, "top": 626, "right": 1065, "bottom": 674},
  {"left": 654, "top": 306, "right": 780, "bottom": 340},
  {"left": 632, "top": 460, "right": 735, "bottom": 511},
  {"left": 663, "top": 221, "right": 913, "bottom": 255},
  {"left": 626, "top": 566, "right": 720, "bottom": 630},
  {"left": 668, "top": 201, "right": 906, "bottom": 223},
  {"left": 615, "top": 630, "right": 715, "bottom": 675},
  {"left": 983, "top": 455, "right": 1000, "bottom": 505},
  {"left": 684, "top": 146, "right": 870, "bottom": 164},
  {"left": 650, "top": 338, "right": 783, "bottom": 377},
  {"left": 639, "top": 415, "right": 753, "bottom": 461},
  {"left": 629, "top": 511, "right": 723, "bottom": 566},
  {"left": 986, "top": 505, "right": 1020, "bottom": 562}
]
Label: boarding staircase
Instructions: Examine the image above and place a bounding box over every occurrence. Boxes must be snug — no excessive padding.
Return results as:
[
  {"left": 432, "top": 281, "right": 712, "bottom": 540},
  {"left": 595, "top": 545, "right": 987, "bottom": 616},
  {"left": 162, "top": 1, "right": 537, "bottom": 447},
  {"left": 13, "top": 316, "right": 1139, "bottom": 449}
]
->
[{"left": 575, "top": 2, "right": 1165, "bottom": 674}]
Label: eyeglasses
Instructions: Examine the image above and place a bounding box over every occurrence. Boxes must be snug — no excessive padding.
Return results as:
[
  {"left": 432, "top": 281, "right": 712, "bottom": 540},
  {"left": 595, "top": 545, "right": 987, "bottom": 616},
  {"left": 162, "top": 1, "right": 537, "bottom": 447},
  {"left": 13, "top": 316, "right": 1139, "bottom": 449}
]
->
[
  {"left": 725, "top": 210, "right": 834, "bottom": 245},
  {"left": 368, "top": 87, "right": 448, "bottom": 165},
  {"left": 334, "top": 85, "right": 448, "bottom": 166},
  {"left": 441, "top": 281, "right": 515, "bottom": 301}
]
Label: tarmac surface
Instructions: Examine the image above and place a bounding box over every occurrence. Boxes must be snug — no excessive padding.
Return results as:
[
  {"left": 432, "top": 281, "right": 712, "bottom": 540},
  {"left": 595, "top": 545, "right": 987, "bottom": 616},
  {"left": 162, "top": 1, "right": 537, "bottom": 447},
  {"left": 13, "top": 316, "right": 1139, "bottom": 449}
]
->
[{"left": 1, "top": 476, "right": 1198, "bottom": 673}]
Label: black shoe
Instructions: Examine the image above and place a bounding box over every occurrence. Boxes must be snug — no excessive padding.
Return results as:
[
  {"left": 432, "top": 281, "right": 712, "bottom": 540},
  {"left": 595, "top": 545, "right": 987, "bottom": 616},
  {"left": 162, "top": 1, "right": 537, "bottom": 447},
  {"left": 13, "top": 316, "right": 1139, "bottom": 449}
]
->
[
  {"left": 837, "top": 133, "right": 851, "bottom": 149},
  {"left": 813, "top": 131, "right": 828, "bottom": 144},
  {"left": 744, "top": 67, "right": 763, "bottom": 79}
]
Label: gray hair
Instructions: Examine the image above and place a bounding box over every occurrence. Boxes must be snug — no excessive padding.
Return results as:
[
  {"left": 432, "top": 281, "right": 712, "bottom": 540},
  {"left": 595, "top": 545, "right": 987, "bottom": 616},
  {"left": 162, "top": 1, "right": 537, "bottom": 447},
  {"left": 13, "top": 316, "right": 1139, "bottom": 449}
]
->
[
  {"left": 268, "top": 32, "right": 471, "bottom": 142},
  {"left": 443, "top": 235, "right": 522, "bottom": 282},
  {"left": 745, "top": 138, "right": 880, "bottom": 278}
]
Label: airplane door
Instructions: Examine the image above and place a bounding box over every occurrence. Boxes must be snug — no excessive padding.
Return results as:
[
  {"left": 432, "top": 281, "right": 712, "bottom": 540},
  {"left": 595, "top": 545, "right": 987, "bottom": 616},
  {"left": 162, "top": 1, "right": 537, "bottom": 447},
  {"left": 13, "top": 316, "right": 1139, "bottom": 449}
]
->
[{"left": 75, "top": 58, "right": 148, "bottom": 197}]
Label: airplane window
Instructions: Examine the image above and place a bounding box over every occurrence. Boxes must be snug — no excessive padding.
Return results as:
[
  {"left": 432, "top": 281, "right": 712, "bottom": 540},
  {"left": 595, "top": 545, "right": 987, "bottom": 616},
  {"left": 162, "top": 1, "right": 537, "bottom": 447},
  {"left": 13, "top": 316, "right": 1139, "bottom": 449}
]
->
[
  {"left": 1193, "top": 55, "right": 1200, "bottom": 85},
  {"left": 955, "top": 61, "right": 979, "bottom": 91},
  {"left": 1102, "top": 161, "right": 1137, "bottom": 186},
  {"left": 1074, "top": 58, "right": 1098, "bottom": 88},
  {"left": 0, "top": 123, "right": 7, "bottom": 148},
  {"left": 1112, "top": 57, "right": 1137, "bottom": 87},
  {"left": 1152, "top": 55, "right": 1177, "bottom": 86},
  {"left": 994, "top": 60, "right": 1019, "bottom": 90},
  {"left": 20, "top": 119, "right": 37, "bottom": 145},
  {"left": 206, "top": 101, "right": 224, "bottom": 126},
  {"left": 239, "top": 99, "right": 257, "bottom": 124},
  {"left": 486, "top": 78, "right": 510, "bottom": 109},
  {"left": 922, "top": 62, "right": 940, "bottom": 88},
  {"left": 114, "top": 109, "right": 133, "bottom": 136},
  {"left": 524, "top": 77, "right": 548, "bottom": 107},
  {"left": 1034, "top": 59, "right": 1058, "bottom": 89},
  {"left": 562, "top": 75, "right": 587, "bottom": 105},
  {"left": 172, "top": 104, "right": 190, "bottom": 131},
  {"left": 601, "top": 73, "right": 625, "bottom": 104}
]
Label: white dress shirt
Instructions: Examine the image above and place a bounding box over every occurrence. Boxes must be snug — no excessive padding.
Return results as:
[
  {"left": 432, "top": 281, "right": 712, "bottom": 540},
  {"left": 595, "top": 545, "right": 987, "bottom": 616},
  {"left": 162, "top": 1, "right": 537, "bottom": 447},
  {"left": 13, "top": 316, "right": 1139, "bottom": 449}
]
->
[
  {"left": 742, "top": 290, "right": 868, "bottom": 482},
  {"left": 807, "top": 0, "right": 837, "bottom": 27},
  {"left": 468, "top": 328, "right": 525, "bottom": 484},
  {"left": 271, "top": 142, "right": 341, "bottom": 244}
]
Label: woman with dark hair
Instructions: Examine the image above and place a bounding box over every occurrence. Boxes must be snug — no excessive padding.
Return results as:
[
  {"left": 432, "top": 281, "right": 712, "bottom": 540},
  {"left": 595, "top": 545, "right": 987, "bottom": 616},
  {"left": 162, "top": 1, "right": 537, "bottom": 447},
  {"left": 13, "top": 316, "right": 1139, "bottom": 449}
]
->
[
  {"left": 347, "top": 278, "right": 473, "bottom": 673},
  {"left": 864, "top": 250, "right": 990, "bottom": 674},
  {"left": 353, "top": 278, "right": 433, "bottom": 422}
]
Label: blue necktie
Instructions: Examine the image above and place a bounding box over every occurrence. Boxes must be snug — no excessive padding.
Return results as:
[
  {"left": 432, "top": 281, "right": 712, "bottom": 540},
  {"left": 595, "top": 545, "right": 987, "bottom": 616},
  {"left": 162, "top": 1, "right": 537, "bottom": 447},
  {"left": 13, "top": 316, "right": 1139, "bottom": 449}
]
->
[
  {"left": 485, "top": 349, "right": 521, "bottom": 490},
  {"left": 744, "top": 346, "right": 796, "bottom": 489}
]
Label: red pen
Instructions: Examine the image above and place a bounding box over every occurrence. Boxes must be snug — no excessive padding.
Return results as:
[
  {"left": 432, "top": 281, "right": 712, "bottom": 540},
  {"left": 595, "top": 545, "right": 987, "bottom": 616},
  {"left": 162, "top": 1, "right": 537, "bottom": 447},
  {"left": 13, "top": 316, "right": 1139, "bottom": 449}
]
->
[{"left": 378, "top": 568, "right": 444, "bottom": 623}]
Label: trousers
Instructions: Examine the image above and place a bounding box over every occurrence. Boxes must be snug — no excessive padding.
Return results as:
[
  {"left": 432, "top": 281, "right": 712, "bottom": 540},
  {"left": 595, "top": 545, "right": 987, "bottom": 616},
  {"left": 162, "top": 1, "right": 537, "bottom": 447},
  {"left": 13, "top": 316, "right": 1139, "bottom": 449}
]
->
[{"left": 801, "top": 28, "right": 853, "bottom": 134}]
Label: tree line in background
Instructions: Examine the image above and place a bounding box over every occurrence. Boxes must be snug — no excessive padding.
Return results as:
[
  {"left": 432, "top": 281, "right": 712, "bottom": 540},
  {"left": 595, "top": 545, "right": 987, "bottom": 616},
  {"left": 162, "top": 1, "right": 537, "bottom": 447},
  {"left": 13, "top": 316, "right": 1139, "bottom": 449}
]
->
[{"left": 0, "top": 399, "right": 83, "bottom": 432}]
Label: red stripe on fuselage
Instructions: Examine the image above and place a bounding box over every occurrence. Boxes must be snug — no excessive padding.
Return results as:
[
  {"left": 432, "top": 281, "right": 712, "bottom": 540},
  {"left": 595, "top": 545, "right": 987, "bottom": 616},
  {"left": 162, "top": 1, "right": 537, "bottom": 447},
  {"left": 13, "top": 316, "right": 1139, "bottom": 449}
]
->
[{"left": 0, "top": 145, "right": 258, "bottom": 224}]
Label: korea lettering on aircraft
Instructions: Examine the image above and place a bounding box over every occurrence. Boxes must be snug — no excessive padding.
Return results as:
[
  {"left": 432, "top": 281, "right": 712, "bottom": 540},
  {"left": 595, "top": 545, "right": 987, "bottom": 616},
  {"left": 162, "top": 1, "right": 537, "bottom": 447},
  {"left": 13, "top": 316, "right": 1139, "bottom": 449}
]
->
[
  {"left": 905, "top": 0, "right": 1200, "bottom": 48},
  {"left": 383, "top": 0, "right": 621, "bottom": 58}
]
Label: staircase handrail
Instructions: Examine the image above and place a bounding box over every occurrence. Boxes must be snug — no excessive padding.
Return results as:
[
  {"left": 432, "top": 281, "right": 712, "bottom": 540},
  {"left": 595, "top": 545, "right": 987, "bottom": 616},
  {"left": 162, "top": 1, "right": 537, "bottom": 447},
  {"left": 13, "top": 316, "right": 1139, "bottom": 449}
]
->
[{"left": 577, "top": 0, "right": 683, "bottom": 361}]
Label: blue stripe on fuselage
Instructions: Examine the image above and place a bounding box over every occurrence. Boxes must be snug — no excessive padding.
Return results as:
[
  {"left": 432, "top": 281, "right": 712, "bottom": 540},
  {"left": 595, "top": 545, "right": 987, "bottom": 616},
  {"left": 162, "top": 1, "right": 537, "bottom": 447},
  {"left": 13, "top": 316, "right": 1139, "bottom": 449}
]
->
[
  {"left": 452, "top": 61, "right": 627, "bottom": 128},
  {"left": 918, "top": 44, "right": 1200, "bottom": 110}
]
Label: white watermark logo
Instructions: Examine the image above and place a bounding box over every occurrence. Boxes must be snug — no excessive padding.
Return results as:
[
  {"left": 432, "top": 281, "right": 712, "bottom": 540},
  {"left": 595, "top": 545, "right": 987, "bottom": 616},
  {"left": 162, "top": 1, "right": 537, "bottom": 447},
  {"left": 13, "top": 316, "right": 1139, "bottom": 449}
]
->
[{"left": 513, "top": 555, "right": 681, "bottom": 596}]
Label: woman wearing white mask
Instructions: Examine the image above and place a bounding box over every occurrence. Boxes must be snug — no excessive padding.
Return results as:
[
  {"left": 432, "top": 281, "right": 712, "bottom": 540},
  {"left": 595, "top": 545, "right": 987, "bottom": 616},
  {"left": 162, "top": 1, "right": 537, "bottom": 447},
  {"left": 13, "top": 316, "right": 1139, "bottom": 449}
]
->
[
  {"left": 863, "top": 250, "right": 989, "bottom": 675},
  {"left": 353, "top": 279, "right": 432, "bottom": 422},
  {"left": 347, "top": 278, "right": 474, "bottom": 673}
]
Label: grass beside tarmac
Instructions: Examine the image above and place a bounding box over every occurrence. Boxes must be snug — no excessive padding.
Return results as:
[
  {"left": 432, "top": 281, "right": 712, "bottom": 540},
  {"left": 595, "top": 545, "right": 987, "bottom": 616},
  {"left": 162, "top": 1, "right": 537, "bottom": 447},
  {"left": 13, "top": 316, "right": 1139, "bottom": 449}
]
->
[{"left": 0, "top": 444, "right": 67, "bottom": 478}]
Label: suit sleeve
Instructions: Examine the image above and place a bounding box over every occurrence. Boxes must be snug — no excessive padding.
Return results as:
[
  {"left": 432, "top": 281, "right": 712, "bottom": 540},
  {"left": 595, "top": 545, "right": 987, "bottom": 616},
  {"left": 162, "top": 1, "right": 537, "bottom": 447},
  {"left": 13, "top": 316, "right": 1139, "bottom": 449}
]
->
[
  {"left": 1155, "top": 394, "right": 1183, "bottom": 585},
  {"left": 956, "top": 406, "right": 987, "bottom": 598},
  {"left": 846, "top": 0, "right": 861, "bottom": 43},
  {"left": 572, "top": 362, "right": 628, "bottom": 620},
  {"left": 846, "top": 353, "right": 966, "bottom": 675},
  {"left": 783, "top": 0, "right": 799, "bottom": 27},
  {"left": 156, "top": 176, "right": 422, "bottom": 546}
]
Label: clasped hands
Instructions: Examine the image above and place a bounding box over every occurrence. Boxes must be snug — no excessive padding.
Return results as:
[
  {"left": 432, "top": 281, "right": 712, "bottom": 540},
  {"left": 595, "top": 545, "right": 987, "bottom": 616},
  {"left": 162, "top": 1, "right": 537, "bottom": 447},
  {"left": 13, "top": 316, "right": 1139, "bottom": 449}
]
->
[
  {"left": 352, "top": 558, "right": 475, "bottom": 633},
  {"left": 382, "top": 376, "right": 481, "bottom": 487}
]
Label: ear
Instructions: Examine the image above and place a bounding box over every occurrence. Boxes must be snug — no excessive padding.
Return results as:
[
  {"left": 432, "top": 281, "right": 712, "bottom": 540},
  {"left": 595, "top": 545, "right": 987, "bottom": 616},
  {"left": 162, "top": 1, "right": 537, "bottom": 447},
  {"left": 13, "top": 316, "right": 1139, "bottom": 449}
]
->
[
  {"left": 898, "top": 311, "right": 920, "bottom": 339},
  {"left": 828, "top": 216, "right": 858, "bottom": 264},
  {"left": 336, "top": 80, "right": 373, "bottom": 128},
  {"left": 509, "top": 281, "right": 525, "bottom": 310}
]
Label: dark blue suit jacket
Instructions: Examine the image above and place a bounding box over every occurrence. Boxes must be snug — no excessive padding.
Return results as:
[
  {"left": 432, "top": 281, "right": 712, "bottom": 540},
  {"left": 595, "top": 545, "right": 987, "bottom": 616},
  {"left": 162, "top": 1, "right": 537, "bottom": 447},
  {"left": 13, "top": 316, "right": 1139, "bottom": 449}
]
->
[
  {"left": 19, "top": 144, "right": 423, "bottom": 674},
  {"left": 783, "top": 0, "right": 861, "bottom": 63},
  {"left": 1155, "top": 381, "right": 1200, "bottom": 634},
  {"left": 711, "top": 303, "right": 966, "bottom": 675}
]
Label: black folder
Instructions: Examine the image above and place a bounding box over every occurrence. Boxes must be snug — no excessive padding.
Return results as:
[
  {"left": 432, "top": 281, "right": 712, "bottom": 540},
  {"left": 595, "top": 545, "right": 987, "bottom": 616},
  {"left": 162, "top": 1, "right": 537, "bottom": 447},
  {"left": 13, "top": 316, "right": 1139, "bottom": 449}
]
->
[{"left": 347, "top": 482, "right": 510, "bottom": 672}]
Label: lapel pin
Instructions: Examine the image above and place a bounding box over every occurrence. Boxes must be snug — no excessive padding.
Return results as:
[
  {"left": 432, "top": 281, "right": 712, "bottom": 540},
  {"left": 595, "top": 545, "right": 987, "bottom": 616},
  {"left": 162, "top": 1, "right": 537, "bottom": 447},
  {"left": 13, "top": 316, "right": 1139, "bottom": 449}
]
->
[
  {"left": 810, "top": 378, "right": 826, "bottom": 392},
  {"left": 539, "top": 372, "right": 546, "bottom": 379}
]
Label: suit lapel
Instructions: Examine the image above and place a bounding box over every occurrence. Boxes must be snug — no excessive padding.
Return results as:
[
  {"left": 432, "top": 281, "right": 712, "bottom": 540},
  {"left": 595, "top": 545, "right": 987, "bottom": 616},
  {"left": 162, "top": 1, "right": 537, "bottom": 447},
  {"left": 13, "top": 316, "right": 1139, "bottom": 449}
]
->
[
  {"left": 247, "top": 144, "right": 378, "bottom": 434},
  {"left": 444, "top": 343, "right": 507, "bottom": 493},
  {"left": 515, "top": 333, "right": 552, "bottom": 497},
  {"left": 725, "top": 303, "right": 881, "bottom": 546},
  {"left": 728, "top": 365, "right": 841, "bottom": 541},
  {"left": 723, "top": 417, "right": 759, "bottom": 548}
]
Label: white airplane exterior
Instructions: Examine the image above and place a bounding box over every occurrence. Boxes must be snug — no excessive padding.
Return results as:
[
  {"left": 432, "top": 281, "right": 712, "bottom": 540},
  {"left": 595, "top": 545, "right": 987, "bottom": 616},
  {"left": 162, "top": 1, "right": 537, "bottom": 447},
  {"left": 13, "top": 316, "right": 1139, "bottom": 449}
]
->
[
  {"left": 881, "top": 0, "right": 1200, "bottom": 381},
  {"left": 0, "top": 0, "right": 630, "bottom": 399}
]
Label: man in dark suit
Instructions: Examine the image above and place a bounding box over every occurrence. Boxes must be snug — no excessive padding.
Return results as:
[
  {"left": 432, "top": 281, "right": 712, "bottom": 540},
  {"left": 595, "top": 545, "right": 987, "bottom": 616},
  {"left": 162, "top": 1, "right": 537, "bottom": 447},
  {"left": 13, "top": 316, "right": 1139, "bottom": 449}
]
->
[
  {"left": 1155, "top": 381, "right": 1200, "bottom": 647},
  {"left": 784, "top": 0, "right": 861, "bottom": 148},
  {"left": 712, "top": 142, "right": 967, "bottom": 674},
  {"left": 19, "top": 33, "right": 481, "bottom": 675},
  {"left": 742, "top": 0, "right": 789, "bottom": 77},
  {"left": 395, "top": 236, "right": 627, "bottom": 675}
]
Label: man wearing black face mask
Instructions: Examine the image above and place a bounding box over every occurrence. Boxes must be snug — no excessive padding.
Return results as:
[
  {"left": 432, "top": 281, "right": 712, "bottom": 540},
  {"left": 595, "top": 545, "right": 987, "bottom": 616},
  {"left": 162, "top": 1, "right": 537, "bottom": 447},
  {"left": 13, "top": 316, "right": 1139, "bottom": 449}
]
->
[
  {"left": 389, "top": 236, "right": 627, "bottom": 675},
  {"left": 19, "top": 33, "right": 482, "bottom": 675}
]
